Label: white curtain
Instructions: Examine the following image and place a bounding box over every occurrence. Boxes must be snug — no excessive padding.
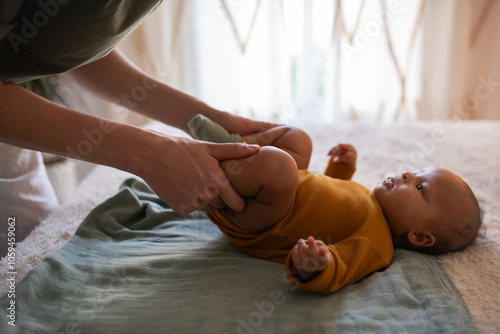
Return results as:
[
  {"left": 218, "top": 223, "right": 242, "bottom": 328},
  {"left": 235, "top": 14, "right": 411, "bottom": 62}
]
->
[
  {"left": 77, "top": 0, "right": 500, "bottom": 125},
  {"left": 421, "top": 0, "right": 500, "bottom": 121},
  {"left": 47, "top": 0, "right": 500, "bottom": 196},
  {"left": 149, "top": 0, "right": 290, "bottom": 123}
]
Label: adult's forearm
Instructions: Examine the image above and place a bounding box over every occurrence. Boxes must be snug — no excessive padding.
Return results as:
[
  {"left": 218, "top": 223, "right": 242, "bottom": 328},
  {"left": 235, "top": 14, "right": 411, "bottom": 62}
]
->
[
  {"left": 62, "top": 49, "right": 218, "bottom": 133},
  {"left": 0, "top": 84, "right": 153, "bottom": 176},
  {"left": 1, "top": 82, "right": 264, "bottom": 215}
]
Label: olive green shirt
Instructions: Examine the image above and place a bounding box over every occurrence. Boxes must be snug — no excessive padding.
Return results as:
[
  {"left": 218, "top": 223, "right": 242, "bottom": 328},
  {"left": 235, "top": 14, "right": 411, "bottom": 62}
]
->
[{"left": 0, "top": 0, "right": 162, "bottom": 83}]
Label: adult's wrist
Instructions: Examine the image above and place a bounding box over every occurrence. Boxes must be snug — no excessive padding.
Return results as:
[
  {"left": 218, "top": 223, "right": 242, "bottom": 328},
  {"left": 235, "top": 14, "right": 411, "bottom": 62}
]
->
[
  {"left": 144, "top": 81, "right": 219, "bottom": 134},
  {"left": 111, "top": 126, "right": 166, "bottom": 180}
]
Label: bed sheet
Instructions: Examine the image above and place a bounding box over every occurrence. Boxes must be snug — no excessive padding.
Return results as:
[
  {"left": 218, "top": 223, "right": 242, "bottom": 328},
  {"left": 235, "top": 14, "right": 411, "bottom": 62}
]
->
[
  {"left": 1, "top": 120, "right": 499, "bottom": 333},
  {"left": 0, "top": 178, "right": 477, "bottom": 333}
]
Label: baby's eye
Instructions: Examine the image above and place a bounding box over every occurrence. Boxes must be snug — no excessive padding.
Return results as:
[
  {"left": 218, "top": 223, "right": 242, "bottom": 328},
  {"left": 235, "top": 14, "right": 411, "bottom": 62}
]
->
[{"left": 416, "top": 184, "right": 423, "bottom": 193}]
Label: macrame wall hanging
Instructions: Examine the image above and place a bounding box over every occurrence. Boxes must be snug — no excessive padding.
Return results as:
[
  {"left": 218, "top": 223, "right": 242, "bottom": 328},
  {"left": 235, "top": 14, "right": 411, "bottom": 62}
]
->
[
  {"left": 214, "top": 0, "right": 428, "bottom": 119},
  {"left": 332, "top": 0, "right": 426, "bottom": 121},
  {"left": 163, "top": 0, "right": 495, "bottom": 121},
  {"left": 380, "top": 0, "right": 426, "bottom": 120},
  {"left": 335, "top": 0, "right": 366, "bottom": 46},
  {"left": 220, "top": 0, "right": 262, "bottom": 54}
]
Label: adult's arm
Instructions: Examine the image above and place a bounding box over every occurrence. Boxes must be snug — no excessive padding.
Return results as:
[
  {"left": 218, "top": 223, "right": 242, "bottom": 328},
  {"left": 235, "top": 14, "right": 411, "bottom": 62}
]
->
[
  {"left": 62, "top": 49, "right": 275, "bottom": 136},
  {"left": 0, "top": 83, "right": 260, "bottom": 214}
]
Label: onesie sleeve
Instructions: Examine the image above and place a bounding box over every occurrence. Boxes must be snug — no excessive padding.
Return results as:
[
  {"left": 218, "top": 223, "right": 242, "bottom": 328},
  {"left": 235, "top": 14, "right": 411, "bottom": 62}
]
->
[
  {"left": 324, "top": 160, "right": 356, "bottom": 180},
  {"left": 285, "top": 236, "right": 392, "bottom": 293}
]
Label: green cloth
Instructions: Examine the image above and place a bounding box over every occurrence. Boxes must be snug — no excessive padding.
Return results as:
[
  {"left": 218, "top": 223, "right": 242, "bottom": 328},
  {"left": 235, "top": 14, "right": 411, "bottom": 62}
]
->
[
  {"left": 188, "top": 114, "right": 242, "bottom": 143},
  {"left": 0, "top": 178, "right": 478, "bottom": 333}
]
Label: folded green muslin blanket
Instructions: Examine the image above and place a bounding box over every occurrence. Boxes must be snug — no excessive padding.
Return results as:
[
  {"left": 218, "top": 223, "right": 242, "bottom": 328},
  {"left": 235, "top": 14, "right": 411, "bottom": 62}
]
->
[{"left": 0, "top": 178, "right": 477, "bottom": 334}]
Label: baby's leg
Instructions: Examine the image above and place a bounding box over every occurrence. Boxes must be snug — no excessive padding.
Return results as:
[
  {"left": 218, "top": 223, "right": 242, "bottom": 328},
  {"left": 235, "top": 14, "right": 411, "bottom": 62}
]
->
[
  {"left": 242, "top": 126, "right": 312, "bottom": 170},
  {"left": 220, "top": 146, "right": 298, "bottom": 231},
  {"left": 188, "top": 114, "right": 312, "bottom": 169}
]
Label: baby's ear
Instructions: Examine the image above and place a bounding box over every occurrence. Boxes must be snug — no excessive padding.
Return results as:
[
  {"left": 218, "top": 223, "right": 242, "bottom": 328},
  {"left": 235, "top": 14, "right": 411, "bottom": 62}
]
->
[{"left": 407, "top": 230, "right": 436, "bottom": 248}]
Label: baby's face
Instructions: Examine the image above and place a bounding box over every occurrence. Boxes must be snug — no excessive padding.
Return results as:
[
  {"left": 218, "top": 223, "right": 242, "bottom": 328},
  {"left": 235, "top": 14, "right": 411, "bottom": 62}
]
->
[{"left": 373, "top": 167, "right": 471, "bottom": 242}]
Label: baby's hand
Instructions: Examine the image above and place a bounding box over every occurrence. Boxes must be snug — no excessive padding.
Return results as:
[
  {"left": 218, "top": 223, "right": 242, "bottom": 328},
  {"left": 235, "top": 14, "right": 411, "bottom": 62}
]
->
[
  {"left": 328, "top": 144, "right": 357, "bottom": 168},
  {"left": 291, "top": 236, "right": 332, "bottom": 281}
]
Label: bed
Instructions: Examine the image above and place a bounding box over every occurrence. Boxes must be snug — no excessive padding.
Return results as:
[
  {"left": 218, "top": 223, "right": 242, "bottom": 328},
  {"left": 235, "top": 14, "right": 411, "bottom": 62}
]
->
[{"left": 1, "top": 120, "right": 499, "bottom": 333}]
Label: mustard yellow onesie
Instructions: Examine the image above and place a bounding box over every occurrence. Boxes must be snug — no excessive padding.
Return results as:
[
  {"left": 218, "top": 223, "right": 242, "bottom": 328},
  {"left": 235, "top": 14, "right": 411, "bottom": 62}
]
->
[{"left": 207, "top": 160, "right": 394, "bottom": 293}]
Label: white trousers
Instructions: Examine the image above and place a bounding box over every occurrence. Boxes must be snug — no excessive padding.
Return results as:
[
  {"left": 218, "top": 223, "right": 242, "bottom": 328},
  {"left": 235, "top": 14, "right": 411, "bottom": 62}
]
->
[{"left": 0, "top": 143, "right": 59, "bottom": 257}]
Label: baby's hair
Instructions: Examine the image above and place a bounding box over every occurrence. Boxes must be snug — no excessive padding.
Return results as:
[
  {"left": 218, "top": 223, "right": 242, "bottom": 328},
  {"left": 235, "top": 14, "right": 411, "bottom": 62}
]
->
[{"left": 420, "top": 181, "right": 482, "bottom": 255}]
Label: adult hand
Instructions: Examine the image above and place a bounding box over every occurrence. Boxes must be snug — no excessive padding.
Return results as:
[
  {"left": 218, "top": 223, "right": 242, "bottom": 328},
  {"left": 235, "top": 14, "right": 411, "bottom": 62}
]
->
[
  {"left": 141, "top": 131, "right": 260, "bottom": 215},
  {"left": 207, "top": 111, "right": 278, "bottom": 137}
]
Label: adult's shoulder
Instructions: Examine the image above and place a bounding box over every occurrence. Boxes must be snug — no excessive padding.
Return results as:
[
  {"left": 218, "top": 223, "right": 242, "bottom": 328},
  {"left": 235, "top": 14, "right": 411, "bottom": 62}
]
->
[{"left": 0, "top": 0, "right": 162, "bottom": 83}]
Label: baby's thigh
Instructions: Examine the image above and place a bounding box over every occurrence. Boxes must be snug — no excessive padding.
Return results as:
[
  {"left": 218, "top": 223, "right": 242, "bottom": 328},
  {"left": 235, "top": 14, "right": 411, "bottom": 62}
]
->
[{"left": 222, "top": 146, "right": 298, "bottom": 231}]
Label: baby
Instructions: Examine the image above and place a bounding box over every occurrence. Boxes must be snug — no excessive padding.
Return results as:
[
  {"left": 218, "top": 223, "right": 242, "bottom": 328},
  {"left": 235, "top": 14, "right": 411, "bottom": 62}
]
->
[{"left": 188, "top": 115, "right": 482, "bottom": 293}]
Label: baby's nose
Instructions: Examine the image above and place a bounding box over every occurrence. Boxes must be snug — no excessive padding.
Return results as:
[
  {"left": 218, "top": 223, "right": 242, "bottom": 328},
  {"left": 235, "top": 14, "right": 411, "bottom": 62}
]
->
[{"left": 401, "top": 171, "right": 412, "bottom": 182}]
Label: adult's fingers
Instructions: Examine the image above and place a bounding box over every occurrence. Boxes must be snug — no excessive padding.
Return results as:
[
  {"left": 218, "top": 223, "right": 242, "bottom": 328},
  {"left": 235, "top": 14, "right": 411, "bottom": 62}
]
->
[
  {"left": 207, "top": 143, "right": 261, "bottom": 211},
  {"left": 191, "top": 180, "right": 228, "bottom": 210},
  {"left": 218, "top": 113, "right": 279, "bottom": 135},
  {"left": 209, "top": 142, "right": 261, "bottom": 162},
  {"left": 218, "top": 184, "right": 245, "bottom": 212},
  {"left": 246, "top": 120, "right": 279, "bottom": 134}
]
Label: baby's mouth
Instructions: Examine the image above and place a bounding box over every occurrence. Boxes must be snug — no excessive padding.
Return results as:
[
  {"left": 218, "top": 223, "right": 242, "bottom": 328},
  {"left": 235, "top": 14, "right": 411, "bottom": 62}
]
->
[{"left": 382, "top": 177, "right": 394, "bottom": 189}]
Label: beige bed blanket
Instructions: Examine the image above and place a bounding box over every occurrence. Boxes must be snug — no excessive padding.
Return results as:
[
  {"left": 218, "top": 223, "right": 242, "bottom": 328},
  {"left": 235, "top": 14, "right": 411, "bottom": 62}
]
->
[{"left": 1, "top": 120, "right": 498, "bottom": 333}]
